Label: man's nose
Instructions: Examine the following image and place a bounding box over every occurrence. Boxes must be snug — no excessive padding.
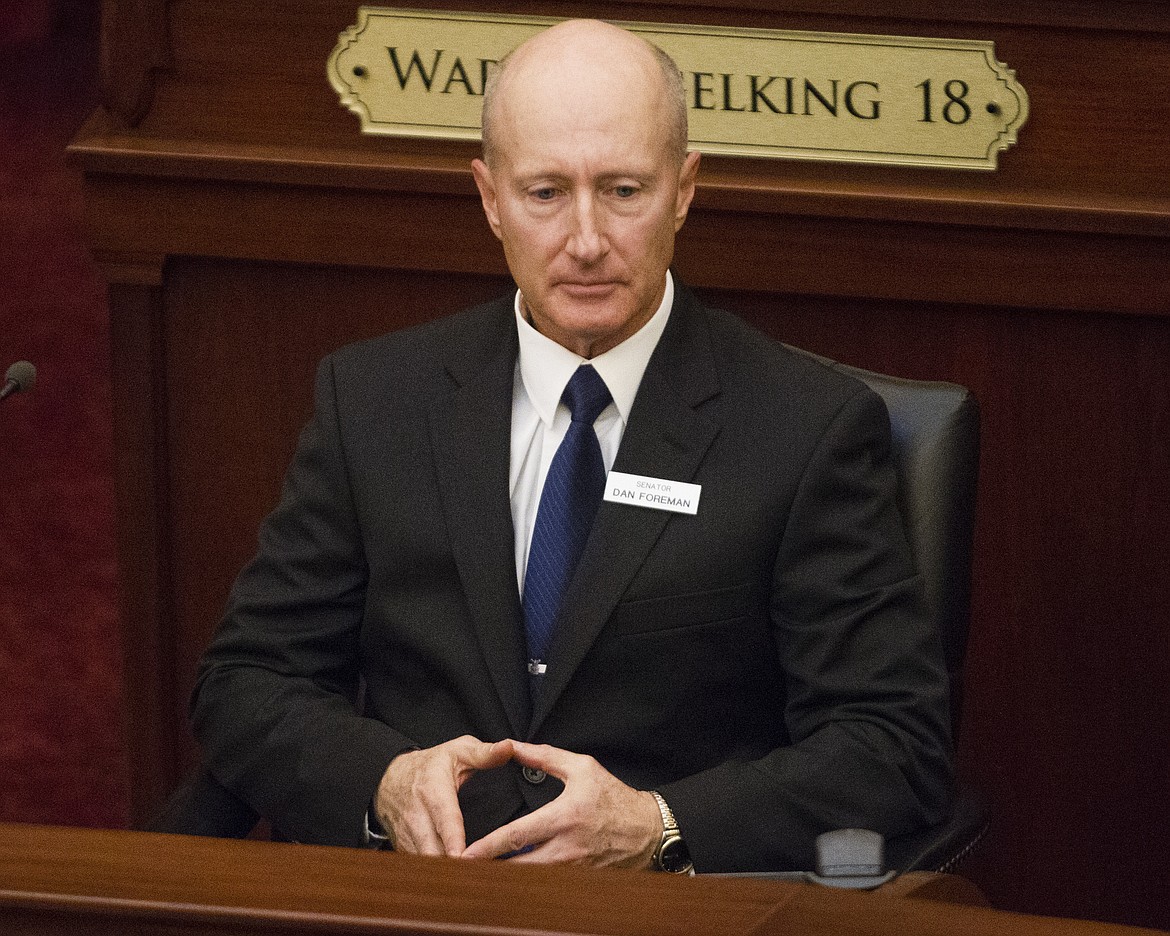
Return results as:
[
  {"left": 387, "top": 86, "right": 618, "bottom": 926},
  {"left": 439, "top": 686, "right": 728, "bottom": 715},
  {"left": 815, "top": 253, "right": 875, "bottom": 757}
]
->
[{"left": 564, "top": 194, "right": 607, "bottom": 262}]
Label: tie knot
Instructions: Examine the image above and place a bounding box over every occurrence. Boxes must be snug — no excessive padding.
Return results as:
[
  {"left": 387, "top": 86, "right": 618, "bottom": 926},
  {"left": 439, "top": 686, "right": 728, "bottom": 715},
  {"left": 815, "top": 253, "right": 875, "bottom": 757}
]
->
[{"left": 562, "top": 365, "right": 612, "bottom": 426}]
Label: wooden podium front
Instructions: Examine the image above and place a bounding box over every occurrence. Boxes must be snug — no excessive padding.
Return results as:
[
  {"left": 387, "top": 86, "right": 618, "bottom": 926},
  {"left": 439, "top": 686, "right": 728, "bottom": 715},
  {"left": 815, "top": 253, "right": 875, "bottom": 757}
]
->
[
  {"left": 3, "top": 823, "right": 1163, "bottom": 936},
  {"left": 70, "top": 0, "right": 1170, "bottom": 925}
]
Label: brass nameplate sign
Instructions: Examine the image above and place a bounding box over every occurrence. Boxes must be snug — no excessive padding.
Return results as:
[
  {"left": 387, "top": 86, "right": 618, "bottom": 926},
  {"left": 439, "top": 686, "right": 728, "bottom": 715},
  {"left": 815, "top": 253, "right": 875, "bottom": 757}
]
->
[{"left": 329, "top": 8, "right": 1029, "bottom": 170}]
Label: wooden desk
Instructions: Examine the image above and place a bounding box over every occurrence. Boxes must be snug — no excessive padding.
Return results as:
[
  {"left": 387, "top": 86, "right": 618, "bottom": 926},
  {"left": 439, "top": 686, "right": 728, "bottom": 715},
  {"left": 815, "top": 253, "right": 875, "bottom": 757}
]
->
[{"left": 0, "top": 823, "right": 1161, "bottom": 936}]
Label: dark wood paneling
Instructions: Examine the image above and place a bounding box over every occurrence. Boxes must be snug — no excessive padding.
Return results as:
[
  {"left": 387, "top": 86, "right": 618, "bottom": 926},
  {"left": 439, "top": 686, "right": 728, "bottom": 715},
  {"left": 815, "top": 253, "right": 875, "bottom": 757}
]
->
[
  {"left": 106, "top": 280, "right": 176, "bottom": 824},
  {"left": 705, "top": 288, "right": 1170, "bottom": 927},
  {"left": 100, "top": 0, "right": 168, "bottom": 125},
  {"left": 73, "top": 171, "right": 1170, "bottom": 316}
]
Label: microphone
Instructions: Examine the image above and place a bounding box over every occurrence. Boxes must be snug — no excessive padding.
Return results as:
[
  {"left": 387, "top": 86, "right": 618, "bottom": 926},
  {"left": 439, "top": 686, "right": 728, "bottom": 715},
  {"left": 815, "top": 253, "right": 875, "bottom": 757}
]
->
[{"left": 1, "top": 361, "right": 37, "bottom": 401}]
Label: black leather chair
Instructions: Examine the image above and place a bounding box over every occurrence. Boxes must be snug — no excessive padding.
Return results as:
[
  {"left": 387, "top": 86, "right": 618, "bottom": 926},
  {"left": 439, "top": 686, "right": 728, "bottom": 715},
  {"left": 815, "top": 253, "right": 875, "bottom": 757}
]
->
[
  {"left": 148, "top": 348, "right": 986, "bottom": 873},
  {"left": 790, "top": 347, "right": 986, "bottom": 874}
]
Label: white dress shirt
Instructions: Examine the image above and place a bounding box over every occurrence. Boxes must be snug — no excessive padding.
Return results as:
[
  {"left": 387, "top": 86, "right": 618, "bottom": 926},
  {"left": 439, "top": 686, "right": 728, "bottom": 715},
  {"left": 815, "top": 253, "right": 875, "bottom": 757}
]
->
[{"left": 510, "top": 272, "right": 674, "bottom": 594}]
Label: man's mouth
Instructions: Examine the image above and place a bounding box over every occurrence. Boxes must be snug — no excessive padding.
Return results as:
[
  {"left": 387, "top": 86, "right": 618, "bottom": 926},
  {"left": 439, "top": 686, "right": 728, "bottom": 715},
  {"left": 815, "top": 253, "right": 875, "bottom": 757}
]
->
[{"left": 559, "top": 281, "right": 619, "bottom": 298}]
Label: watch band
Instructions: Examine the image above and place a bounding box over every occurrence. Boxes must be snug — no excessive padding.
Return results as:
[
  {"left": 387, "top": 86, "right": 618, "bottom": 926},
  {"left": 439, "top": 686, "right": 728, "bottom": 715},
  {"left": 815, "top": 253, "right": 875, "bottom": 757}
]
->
[
  {"left": 650, "top": 791, "right": 679, "bottom": 835},
  {"left": 649, "top": 791, "right": 694, "bottom": 874}
]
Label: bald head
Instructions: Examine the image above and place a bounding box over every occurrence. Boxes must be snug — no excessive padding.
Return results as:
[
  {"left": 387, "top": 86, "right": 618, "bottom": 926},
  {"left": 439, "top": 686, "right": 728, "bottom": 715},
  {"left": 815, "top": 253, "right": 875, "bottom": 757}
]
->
[
  {"left": 481, "top": 19, "right": 688, "bottom": 168},
  {"left": 469, "top": 18, "right": 700, "bottom": 358}
]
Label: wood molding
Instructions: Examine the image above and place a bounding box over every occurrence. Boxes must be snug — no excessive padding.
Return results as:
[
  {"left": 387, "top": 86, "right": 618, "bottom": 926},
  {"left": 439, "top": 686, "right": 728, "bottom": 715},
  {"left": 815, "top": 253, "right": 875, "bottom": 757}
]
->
[
  {"left": 95, "top": 250, "right": 166, "bottom": 286},
  {"left": 70, "top": 166, "right": 1170, "bottom": 317},
  {"left": 67, "top": 127, "right": 1170, "bottom": 240},
  {"left": 99, "top": 0, "right": 170, "bottom": 126},
  {"left": 616, "top": 0, "right": 1170, "bottom": 32},
  {"left": 106, "top": 282, "right": 181, "bottom": 821}
]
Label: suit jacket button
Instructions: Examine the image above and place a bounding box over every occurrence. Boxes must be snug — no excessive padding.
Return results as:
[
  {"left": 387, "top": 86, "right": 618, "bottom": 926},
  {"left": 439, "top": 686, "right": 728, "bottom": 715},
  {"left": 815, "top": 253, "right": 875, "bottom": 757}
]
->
[{"left": 522, "top": 766, "right": 547, "bottom": 785}]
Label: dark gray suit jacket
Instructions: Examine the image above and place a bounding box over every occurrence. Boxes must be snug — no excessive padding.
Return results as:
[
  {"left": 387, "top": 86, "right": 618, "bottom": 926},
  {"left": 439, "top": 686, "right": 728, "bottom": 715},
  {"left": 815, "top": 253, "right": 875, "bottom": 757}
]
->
[{"left": 192, "top": 283, "right": 953, "bottom": 872}]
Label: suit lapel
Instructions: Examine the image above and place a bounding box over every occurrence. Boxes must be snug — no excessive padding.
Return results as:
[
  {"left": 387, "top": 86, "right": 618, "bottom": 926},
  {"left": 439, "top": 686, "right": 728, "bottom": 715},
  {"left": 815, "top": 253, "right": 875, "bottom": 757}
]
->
[
  {"left": 430, "top": 303, "right": 531, "bottom": 738},
  {"left": 528, "top": 288, "right": 722, "bottom": 736}
]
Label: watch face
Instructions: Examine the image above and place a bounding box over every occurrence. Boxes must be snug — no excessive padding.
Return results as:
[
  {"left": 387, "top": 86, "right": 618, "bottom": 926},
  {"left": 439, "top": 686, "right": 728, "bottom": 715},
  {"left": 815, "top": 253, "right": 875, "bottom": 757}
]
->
[{"left": 659, "top": 835, "right": 693, "bottom": 874}]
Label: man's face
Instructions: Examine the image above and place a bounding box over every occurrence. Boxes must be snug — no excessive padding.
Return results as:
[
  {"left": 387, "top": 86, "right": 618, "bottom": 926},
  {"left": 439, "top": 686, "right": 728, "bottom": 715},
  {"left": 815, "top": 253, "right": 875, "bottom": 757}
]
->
[{"left": 472, "top": 38, "right": 699, "bottom": 359}]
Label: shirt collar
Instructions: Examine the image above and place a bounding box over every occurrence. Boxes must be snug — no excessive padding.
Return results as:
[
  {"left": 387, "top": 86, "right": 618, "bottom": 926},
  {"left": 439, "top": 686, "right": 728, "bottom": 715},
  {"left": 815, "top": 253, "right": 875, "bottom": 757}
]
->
[{"left": 515, "top": 271, "right": 674, "bottom": 428}]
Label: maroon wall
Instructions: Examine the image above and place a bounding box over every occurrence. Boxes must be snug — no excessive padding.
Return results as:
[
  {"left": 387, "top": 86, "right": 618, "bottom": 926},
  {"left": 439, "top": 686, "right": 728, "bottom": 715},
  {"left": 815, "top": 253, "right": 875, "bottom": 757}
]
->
[{"left": 0, "top": 0, "right": 128, "bottom": 828}]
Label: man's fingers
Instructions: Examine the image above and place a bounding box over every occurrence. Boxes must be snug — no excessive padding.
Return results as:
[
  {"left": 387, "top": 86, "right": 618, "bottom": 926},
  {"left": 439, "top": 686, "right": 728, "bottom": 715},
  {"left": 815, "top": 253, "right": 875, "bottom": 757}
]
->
[
  {"left": 377, "top": 737, "right": 498, "bottom": 857},
  {"left": 459, "top": 743, "right": 592, "bottom": 861},
  {"left": 375, "top": 736, "right": 522, "bottom": 857},
  {"left": 507, "top": 740, "right": 582, "bottom": 779},
  {"left": 461, "top": 742, "right": 662, "bottom": 869},
  {"left": 396, "top": 798, "right": 467, "bottom": 857},
  {"left": 427, "top": 788, "right": 470, "bottom": 856},
  {"left": 396, "top": 809, "right": 448, "bottom": 856},
  {"left": 461, "top": 738, "right": 516, "bottom": 774},
  {"left": 378, "top": 770, "right": 462, "bottom": 856},
  {"left": 461, "top": 808, "right": 552, "bottom": 861}
]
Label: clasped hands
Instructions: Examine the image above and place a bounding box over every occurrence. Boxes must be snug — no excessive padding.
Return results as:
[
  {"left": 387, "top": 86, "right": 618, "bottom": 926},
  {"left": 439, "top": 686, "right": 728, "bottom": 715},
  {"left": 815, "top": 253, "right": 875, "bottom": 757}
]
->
[{"left": 373, "top": 735, "right": 661, "bottom": 868}]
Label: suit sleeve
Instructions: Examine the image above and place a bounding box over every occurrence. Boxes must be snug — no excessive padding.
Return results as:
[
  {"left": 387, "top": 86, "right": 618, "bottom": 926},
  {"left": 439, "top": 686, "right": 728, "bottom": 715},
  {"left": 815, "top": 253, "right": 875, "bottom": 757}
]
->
[
  {"left": 658, "top": 386, "right": 954, "bottom": 872},
  {"left": 190, "top": 355, "right": 417, "bottom": 846}
]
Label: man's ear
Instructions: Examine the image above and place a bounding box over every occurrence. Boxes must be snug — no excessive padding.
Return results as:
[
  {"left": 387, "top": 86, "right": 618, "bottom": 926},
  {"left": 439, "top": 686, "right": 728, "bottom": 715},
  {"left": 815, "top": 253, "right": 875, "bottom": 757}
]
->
[
  {"left": 673, "top": 151, "right": 702, "bottom": 232},
  {"left": 471, "top": 158, "right": 504, "bottom": 241}
]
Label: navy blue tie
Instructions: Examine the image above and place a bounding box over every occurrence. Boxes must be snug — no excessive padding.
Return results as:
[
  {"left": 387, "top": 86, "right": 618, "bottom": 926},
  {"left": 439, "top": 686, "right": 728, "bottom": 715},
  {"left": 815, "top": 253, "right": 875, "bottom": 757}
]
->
[{"left": 522, "top": 365, "right": 612, "bottom": 680}]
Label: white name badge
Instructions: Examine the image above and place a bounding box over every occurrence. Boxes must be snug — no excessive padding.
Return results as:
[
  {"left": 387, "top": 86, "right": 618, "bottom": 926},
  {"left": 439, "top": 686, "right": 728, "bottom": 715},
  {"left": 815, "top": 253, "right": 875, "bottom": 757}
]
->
[{"left": 604, "top": 471, "right": 701, "bottom": 515}]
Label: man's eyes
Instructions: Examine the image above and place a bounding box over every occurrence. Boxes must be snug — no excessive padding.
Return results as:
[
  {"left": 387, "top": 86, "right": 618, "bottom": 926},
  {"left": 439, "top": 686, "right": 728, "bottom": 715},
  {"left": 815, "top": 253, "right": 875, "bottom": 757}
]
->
[{"left": 524, "top": 184, "right": 642, "bottom": 201}]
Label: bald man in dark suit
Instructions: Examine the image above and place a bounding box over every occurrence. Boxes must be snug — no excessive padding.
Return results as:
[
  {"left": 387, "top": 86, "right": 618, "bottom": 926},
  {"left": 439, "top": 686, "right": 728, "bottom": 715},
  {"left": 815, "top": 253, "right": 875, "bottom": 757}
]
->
[{"left": 192, "top": 19, "right": 952, "bottom": 873}]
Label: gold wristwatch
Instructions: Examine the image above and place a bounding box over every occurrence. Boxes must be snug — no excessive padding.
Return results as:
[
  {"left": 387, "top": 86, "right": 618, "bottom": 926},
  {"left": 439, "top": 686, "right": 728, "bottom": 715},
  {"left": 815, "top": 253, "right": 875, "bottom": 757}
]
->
[{"left": 649, "top": 791, "right": 694, "bottom": 874}]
